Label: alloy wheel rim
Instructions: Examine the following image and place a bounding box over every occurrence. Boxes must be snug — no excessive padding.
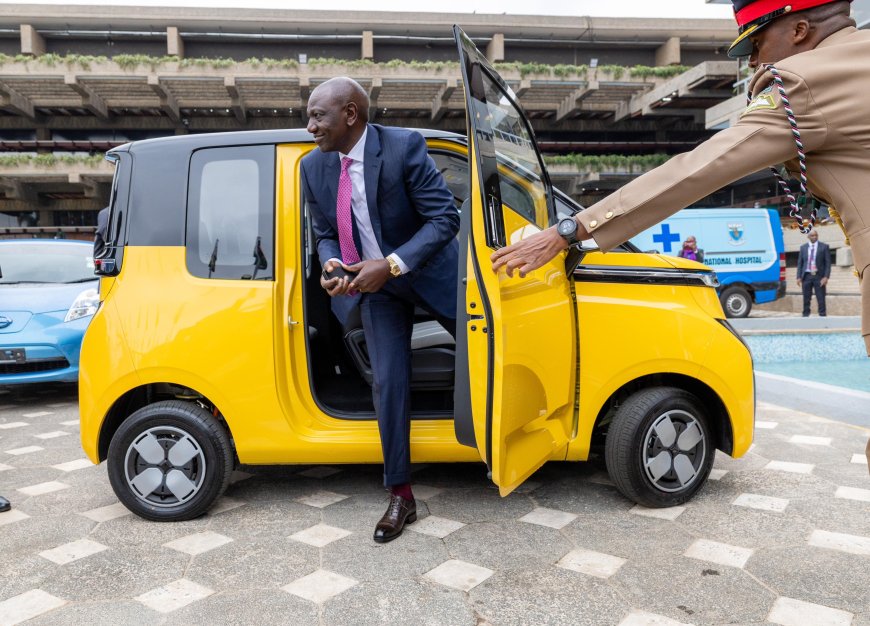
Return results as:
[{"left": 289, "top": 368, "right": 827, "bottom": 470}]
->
[
  {"left": 123, "top": 425, "right": 206, "bottom": 508},
  {"left": 642, "top": 409, "right": 706, "bottom": 493}
]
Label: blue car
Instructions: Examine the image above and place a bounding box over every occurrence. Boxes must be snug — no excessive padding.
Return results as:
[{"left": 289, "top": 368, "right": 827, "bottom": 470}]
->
[{"left": 0, "top": 239, "right": 99, "bottom": 385}]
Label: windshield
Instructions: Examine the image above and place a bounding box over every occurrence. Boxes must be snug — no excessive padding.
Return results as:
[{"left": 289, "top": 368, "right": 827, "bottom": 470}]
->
[{"left": 0, "top": 243, "right": 96, "bottom": 284}]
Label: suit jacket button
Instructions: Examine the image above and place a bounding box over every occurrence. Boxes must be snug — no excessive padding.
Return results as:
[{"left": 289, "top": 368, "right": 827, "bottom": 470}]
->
[
  {"left": 605, "top": 211, "right": 613, "bottom": 219},
  {"left": 590, "top": 220, "right": 598, "bottom": 228}
]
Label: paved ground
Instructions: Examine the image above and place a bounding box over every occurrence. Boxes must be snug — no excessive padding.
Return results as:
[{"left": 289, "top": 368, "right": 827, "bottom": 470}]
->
[{"left": 0, "top": 385, "right": 868, "bottom": 626}]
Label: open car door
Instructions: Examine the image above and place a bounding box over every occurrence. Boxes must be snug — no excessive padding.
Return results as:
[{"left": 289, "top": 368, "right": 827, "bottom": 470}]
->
[{"left": 452, "top": 26, "right": 579, "bottom": 495}]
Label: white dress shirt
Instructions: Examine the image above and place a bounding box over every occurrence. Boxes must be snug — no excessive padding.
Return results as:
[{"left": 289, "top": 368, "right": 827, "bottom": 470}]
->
[{"left": 331, "top": 128, "right": 408, "bottom": 274}]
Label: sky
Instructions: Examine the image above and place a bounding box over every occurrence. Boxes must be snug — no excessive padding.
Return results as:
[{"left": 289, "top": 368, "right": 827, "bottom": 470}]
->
[{"left": 0, "top": 0, "right": 736, "bottom": 19}]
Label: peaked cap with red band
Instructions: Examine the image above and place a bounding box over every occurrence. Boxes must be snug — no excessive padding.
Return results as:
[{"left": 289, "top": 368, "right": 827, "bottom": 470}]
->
[{"left": 728, "top": 0, "right": 853, "bottom": 58}]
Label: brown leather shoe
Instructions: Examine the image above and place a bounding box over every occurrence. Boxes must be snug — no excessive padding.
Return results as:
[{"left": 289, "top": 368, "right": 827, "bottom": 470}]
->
[{"left": 373, "top": 494, "right": 417, "bottom": 543}]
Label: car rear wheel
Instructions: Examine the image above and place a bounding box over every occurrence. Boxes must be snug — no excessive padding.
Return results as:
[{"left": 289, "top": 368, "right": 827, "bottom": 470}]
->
[
  {"left": 107, "top": 400, "right": 234, "bottom": 522},
  {"left": 605, "top": 387, "right": 714, "bottom": 508},
  {"left": 720, "top": 285, "right": 752, "bottom": 318}
]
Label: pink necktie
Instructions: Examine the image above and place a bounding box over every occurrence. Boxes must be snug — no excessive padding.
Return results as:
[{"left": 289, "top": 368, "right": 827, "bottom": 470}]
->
[
  {"left": 809, "top": 244, "right": 816, "bottom": 273},
  {"left": 336, "top": 157, "right": 361, "bottom": 265}
]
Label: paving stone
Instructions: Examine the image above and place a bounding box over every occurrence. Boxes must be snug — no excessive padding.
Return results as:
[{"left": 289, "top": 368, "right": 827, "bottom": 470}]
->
[
  {"left": 755, "top": 421, "right": 779, "bottom": 429},
  {"left": 851, "top": 453, "right": 868, "bottom": 465},
  {"left": 17, "top": 481, "right": 70, "bottom": 496},
  {"left": 298, "top": 466, "right": 342, "bottom": 479},
  {"left": 562, "top": 512, "right": 695, "bottom": 559},
  {"left": 834, "top": 485, "right": 870, "bottom": 502},
  {"left": 22, "top": 412, "right": 53, "bottom": 418},
  {"left": 765, "top": 460, "right": 815, "bottom": 474},
  {"left": 321, "top": 579, "right": 475, "bottom": 626},
  {"left": 49, "top": 458, "right": 93, "bottom": 473},
  {"left": 0, "top": 589, "right": 66, "bottom": 625},
  {"left": 424, "top": 559, "right": 493, "bottom": 592},
  {"left": 135, "top": 578, "right": 214, "bottom": 613},
  {"left": 166, "top": 588, "right": 318, "bottom": 626},
  {"left": 0, "top": 509, "right": 30, "bottom": 527},
  {"left": 808, "top": 529, "right": 870, "bottom": 556},
  {"left": 747, "top": 545, "right": 870, "bottom": 613},
  {"left": 424, "top": 486, "right": 535, "bottom": 523},
  {"left": 25, "top": 600, "right": 154, "bottom": 626},
  {"left": 282, "top": 569, "right": 358, "bottom": 603},
  {"left": 630, "top": 504, "right": 686, "bottom": 520},
  {"left": 557, "top": 547, "right": 626, "bottom": 578},
  {"left": 79, "top": 502, "right": 131, "bottom": 523},
  {"left": 532, "top": 477, "right": 634, "bottom": 518},
  {"left": 684, "top": 538, "right": 754, "bottom": 569},
  {"left": 444, "top": 521, "right": 572, "bottom": 573},
  {"left": 208, "top": 498, "right": 321, "bottom": 540},
  {"left": 0, "top": 462, "right": 13, "bottom": 471},
  {"left": 708, "top": 468, "right": 728, "bottom": 480},
  {"left": 163, "top": 530, "right": 234, "bottom": 556},
  {"left": 407, "top": 514, "right": 465, "bottom": 539},
  {"left": 185, "top": 535, "right": 319, "bottom": 592},
  {"left": 323, "top": 524, "right": 450, "bottom": 582},
  {"left": 290, "top": 523, "right": 352, "bottom": 547},
  {"left": 768, "top": 596, "right": 854, "bottom": 626},
  {"left": 618, "top": 610, "right": 694, "bottom": 626},
  {"left": 38, "top": 538, "right": 109, "bottom": 565},
  {"left": 5, "top": 445, "right": 44, "bottom": 456},
  {"left": 33, "top": 431, "right": 70, "bottom": 440},
  {"left": 733, "top": 492, "right": 790, "bottom": 512},
  {"left": 788, "top": 435, "right": 832, "bottom": 446},
  {"left": 295, "top": 490, "right": 349, "bottom": 508},
  {"left": 58, "top": 420, "right": 80, "bottom": 427},
  {"left": 612, "top": 555, "right": 774, "bottom": 624},
  {"left": 518, "top": 506, "right": 577, "bottom": 529},
  {"left": 207, "top": 496, "right": 247, "bottom": 515},
  {"left": 471, "top": 566, "right": 628, "bottom": 625},
  {"left": 0, "top": 421, "right": 29, "bottom": 429},
  {"left": 412, "top": 484, "right": 444, "bottom": 500}
]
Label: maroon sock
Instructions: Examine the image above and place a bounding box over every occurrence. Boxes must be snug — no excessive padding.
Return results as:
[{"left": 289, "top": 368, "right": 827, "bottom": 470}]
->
[{"left": 390, "top": 483, "right": 413, "bottom": 500}]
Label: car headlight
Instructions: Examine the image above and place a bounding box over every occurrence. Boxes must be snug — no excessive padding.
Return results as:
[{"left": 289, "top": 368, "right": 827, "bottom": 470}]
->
[
  {"left": 700, "top": 271, "right": 720, "bottom": 288},
  {"left": 64, "top": 288, "right": 100, "bottom": 323}
]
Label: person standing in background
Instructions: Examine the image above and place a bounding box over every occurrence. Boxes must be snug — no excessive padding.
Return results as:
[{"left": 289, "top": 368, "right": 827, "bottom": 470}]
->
[
  {"left": 796, "top": 229, "right": 831, "bottom": 316},
  {"left": 677, "top": 236, "right": 704, "bottom": 263}
]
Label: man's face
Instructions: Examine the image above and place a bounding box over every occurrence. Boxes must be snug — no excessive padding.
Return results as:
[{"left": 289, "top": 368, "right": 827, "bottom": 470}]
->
[
  {"left": 306, "top": 89, "right": 352, "bottom": 154},
  {"left": 748, "top": 17, "right": 800, "bottom": 69},
  {"left": 808, "top": 231, "right": 819, "bottom": 243}
]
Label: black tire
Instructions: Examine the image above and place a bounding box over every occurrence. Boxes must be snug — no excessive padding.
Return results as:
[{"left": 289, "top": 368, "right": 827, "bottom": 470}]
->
[
  {"left": 720, "top": 285, "right": 752, "bottom": 318},
  {"left": 605, "top": 387, "right": 714, "bottom": 508},
  {"left": 107, "top": 400, "right": 234, "bottom": 522}
]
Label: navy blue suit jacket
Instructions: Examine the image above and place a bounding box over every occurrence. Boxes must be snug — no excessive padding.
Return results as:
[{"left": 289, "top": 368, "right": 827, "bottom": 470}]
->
[
  {"left": 300, "top": 124, "right": 460, "bottom": 324},
  {"left": 797, "top": 241, "right": 831, "bottom": 279}
]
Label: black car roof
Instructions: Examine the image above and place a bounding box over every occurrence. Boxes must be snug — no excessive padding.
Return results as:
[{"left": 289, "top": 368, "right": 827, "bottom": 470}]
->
[{"left": 109, "top": 127, "right": 465, "bottom": 157}]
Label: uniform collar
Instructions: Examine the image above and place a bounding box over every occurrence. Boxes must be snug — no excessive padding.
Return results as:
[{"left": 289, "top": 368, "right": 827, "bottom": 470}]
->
[
  {"left": 747, "top": 26, "right": 858, "bottom": 94},
  {"left": 816, "top": 25, "right": 857, "bottom": 49},
  {"left": 339, "top": 126, "right": 367, "bottom": 164}
]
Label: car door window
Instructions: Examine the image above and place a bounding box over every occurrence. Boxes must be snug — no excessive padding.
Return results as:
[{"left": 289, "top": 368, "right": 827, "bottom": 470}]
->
[{"left": 186, "top": 145, "right": 275, "bottom": 280}]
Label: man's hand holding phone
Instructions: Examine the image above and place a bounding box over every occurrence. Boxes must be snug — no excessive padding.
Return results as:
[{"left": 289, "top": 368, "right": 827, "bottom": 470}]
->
[{"left": 321, "top": 260, "right": 358, "bottom": 296}]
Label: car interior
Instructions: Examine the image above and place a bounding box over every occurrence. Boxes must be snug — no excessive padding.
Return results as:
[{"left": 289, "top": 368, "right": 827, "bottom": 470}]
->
[{"left": 301, "top": 150, "right": 469, "bottom": 420}]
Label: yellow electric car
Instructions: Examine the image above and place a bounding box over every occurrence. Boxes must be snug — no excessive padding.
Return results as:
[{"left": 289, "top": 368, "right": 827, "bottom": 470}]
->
[{"left": 79, "top": 28, "right": 754, "bottom": 521}]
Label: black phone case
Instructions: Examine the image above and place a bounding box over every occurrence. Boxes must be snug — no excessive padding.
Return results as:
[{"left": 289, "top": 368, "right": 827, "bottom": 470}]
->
[{"left": 322, "top": 265, "right": 357, "bottom": 281}]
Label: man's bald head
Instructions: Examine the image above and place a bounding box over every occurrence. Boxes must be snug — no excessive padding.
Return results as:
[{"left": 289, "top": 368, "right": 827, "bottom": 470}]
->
[{"left": 306, "top": 76, "right": 370, "bottom": 154}]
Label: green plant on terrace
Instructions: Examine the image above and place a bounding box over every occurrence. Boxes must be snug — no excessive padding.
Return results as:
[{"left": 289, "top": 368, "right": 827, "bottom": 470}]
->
[
  {"left": 544, "top": 153, "right": 672, "bottom": 171},
  {"left": 0, "top": 154, "right": 106, "bottom": 168}
]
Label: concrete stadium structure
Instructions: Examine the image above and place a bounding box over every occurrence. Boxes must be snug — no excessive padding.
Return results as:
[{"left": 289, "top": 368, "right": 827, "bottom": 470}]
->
[{"left": 0, "top": 4, "right": 866, "bottom": 233}]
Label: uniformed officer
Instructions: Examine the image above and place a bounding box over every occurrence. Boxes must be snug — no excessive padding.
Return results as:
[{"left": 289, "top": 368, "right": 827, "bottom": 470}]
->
[{"left": 491, "top": 0, "right": 870, "bottom": 360}]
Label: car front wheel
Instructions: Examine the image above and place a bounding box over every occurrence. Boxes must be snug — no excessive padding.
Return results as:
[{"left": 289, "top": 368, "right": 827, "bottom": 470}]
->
[
  {"left": 605, "top": 387, "right": 714, "bottom": 508},
  {"left": 720, "top": 285, "right": 752, "bottom": 318},
  {"left": 107, "top": 400, "right": 234, "bottom": 522}
]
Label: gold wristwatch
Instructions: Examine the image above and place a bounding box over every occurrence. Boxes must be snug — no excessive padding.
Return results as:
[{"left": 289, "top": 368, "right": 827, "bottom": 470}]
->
[{"left": 387, "top": 256, "right": 402, "bottom": 278}]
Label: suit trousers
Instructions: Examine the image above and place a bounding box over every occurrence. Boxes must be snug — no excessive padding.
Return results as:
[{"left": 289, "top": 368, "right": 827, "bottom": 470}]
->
[
  {"left": 359, "top": 276, "right": 456, "bottom": 487},
  {"left": 801, "top": 273, "right": 827, "bottom": 316}
]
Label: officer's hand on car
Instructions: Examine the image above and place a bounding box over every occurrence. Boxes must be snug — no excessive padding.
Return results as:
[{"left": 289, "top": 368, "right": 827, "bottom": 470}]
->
[
  {"left": 321, "top": 260, "right": 354, "bottom": 296},
  {"left": 346, "top": 259, "right": 391, "bottom": 293},
  {"left": 491, "top": 219, "right": 589, "bottom": 278}
]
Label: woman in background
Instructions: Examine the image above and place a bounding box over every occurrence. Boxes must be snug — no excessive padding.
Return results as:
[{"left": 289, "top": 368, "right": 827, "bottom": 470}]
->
[{"left": 678, "top": 236, "right": 704, "bottom": 263}]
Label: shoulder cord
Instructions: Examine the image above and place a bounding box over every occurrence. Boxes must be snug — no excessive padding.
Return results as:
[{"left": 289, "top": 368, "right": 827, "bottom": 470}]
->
[{"left": 748, "top": 64, "right": 816, "bottom": 234}]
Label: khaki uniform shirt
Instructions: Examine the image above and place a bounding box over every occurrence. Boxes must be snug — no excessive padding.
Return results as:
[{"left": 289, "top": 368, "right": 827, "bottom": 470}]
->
[{"left": 576, "top": 27, "right": 870, "bottom": 354}]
